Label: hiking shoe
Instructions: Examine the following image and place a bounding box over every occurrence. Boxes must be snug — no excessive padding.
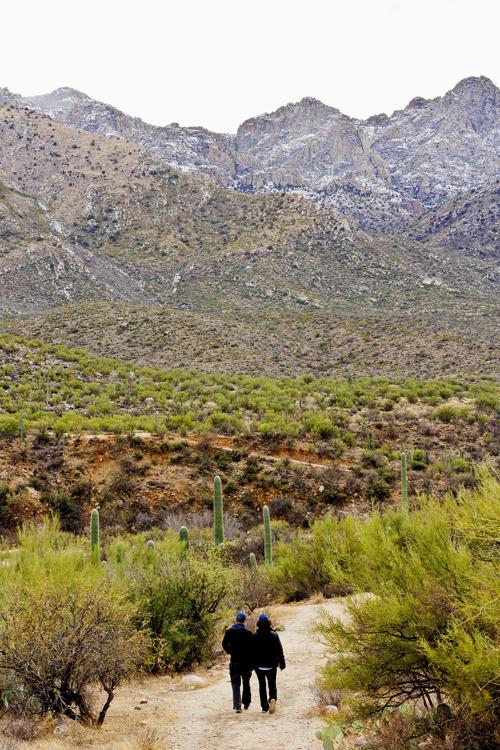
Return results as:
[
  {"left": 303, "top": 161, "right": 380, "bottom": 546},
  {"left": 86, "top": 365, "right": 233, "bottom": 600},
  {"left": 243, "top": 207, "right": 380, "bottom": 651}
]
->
[
  {"left": 269, "top": 698, "right": 276, "bottom": 714},
  {"left": 236, "top": 708, "right": 242, "bottom": 714},
  {"left": 262, "top": 708, "right": 268, "bottom": 713},
  {"left": 243, "top": 704, "right": 250, "bottom": 710}
]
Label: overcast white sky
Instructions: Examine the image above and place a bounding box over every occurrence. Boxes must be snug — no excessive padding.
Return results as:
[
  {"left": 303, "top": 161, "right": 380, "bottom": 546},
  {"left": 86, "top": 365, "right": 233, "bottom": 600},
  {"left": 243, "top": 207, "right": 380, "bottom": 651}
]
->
[{"left": 2, "top": 0, "right": 498, "bottom": 132}]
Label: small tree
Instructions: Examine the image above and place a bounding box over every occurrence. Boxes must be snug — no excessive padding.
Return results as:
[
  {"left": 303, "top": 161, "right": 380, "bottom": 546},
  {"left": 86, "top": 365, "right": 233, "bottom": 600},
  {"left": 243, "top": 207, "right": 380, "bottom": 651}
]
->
[{"left": 0, "top": 581, "right": 146, "bottom": 726}]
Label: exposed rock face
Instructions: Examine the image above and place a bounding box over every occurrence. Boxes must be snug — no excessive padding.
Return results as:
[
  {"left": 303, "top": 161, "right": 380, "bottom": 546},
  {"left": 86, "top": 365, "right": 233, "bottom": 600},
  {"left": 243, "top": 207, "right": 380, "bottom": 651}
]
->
[
  {"left": 408, "top": 182, "right": 499, "bottom": 259},
  {"left": 0, "top": 87, "right": 22, "bottom": 107},
  {"left": 8, "top": 76, "right": 497, "bottom": 236},
  {"left": 235, "top": 77, "right": 499, "bottom": 232}
]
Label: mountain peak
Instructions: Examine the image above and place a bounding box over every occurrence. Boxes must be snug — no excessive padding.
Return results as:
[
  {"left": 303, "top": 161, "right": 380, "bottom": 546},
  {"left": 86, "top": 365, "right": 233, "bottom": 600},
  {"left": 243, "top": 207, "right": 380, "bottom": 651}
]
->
[
  {"left": 286, "top": 96, "right": 339, "bottom": 115},
  {"left": 298, "top": 96, "right": 327, "bottom": 107},
  {"left": 28, "top": 87, "right": 90, "bottom": 104},
  {"left": 0, "top": 86, "right": 22, "bottom": 106},
  {"left": 450, "top": 75, "right": 497, "bottom": 94}
]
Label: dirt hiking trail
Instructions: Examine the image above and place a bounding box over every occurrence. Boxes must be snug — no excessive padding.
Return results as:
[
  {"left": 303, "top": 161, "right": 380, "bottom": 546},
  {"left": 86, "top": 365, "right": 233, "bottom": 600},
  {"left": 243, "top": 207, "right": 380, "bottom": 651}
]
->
[
  {"left": 168, "top": 599, "right": 346, "bottom": 750},
  {"left": 31, "top": 599, "right": 346, "bottom": 750}
]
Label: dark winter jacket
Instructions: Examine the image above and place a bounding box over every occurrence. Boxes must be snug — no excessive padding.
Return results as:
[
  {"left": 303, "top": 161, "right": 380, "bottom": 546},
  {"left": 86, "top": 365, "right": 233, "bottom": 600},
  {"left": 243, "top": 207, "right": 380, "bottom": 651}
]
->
[
  {"left": 253, "top": 623, "right": 286, "bottom": 670},
  {"left": 222, "top": 623, "right": 254, "bottom": 669}
]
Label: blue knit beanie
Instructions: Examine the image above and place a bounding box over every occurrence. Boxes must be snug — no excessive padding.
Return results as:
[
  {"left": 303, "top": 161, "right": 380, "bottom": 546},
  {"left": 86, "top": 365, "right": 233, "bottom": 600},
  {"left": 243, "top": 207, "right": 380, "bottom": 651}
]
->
[
  {"left": 236, "top": 611, "right": 247, "bottom": 622},
  {"left": 258, "top": 613, "right": 269, "bottom": 623}
]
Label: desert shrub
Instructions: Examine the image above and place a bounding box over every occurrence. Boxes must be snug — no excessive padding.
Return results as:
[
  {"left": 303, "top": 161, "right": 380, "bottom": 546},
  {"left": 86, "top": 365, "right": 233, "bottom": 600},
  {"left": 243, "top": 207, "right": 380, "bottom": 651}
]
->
[
  {"left": 256, "top": 415, "right": 301, "bottom": 439},
  {"left": 232, "top": 564, "right": 278, "bottom": 613},
  {"left": 0, "top": 581, "right": 145, "bottom": 726},
  {"left": 0, "top": 417, "right": 20, "bottom": 438},
  {"left": 0, "top": 522, "right": 146, "bottom": 726},
  {"left": 433, "top": 405, "right": 471, "bottom": 423},
  {"left": 368, "top": 476, "right": 391, "bottom": 502},
  {"left": 270, "top": 515, "right": 363, "bottom": 600},
  {"left": 365, "top": 706, "right": 500, "bottom": 750},
  {"left": 128, "top": 553, "right": 231, "bottom": 671},
  {"left": 410, "top": 447, "right": 428, "bottom": 470},
  {"left": 316, "top": 473, "right": 499, "bottom": 735},
  {"left": 304, "top": 414, "right": 338, "bottom": 439}
]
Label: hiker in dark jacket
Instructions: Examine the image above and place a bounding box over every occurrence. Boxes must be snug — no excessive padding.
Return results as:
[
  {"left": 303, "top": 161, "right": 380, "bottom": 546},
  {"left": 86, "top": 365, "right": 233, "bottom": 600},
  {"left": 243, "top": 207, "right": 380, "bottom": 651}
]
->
[
  {"left": 253, "top": 613, "right": 286, "bottom": 714},
  {"left": 222, "top": 611, "right": 254, "bottom": 713}
]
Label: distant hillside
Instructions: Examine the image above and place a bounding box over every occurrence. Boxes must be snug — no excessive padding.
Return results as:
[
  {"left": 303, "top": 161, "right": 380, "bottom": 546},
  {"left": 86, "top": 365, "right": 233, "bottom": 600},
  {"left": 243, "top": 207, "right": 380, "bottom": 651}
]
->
[{"left": 2, "top": 301, "right": 499, "bottom": 380}]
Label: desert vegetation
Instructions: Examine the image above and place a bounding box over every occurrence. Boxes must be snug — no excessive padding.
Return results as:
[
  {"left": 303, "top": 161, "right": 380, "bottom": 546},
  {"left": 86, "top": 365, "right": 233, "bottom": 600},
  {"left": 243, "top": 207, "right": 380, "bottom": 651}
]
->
[
  {"left": 0, "top": 335, "right": 497, "bottom": 537},
  {"left": 0, "top": 334, "right": 498, "bottom": 747},
  {"left": 0, "top": 335, "right": 497, "bottom": 440},
  {"left": 0, "top": 470, "right": 497, "bottom": 749}
]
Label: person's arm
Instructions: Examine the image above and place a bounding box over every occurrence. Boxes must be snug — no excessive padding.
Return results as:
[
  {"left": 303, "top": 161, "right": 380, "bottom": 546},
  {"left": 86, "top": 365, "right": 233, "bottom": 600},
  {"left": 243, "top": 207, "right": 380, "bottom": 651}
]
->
[
  {"left": 246, "top": 630, "right": 255, "bottom": 671},
  {"left": 222, "top": 629, "right": 232, "bottom": 654},
  {"left": 275, "top": 632, "right": 286, "bottom": 670}
]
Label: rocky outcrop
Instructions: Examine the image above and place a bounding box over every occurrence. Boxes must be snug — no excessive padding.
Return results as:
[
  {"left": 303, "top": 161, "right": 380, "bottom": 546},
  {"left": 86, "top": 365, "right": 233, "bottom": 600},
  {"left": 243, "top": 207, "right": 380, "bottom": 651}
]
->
[
  {"left": 408, "top": 181, "right": 499, "bottom": 259},
  {"left": 22, "top": 87, "right": 236, "bottom": 183}
]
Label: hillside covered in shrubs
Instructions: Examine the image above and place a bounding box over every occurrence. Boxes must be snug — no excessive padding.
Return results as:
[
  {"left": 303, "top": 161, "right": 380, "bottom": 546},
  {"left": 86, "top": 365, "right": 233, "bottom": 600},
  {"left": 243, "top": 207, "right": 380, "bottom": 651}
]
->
[{"left": 0, "top": 335, "right": 498, "bottom": 535}]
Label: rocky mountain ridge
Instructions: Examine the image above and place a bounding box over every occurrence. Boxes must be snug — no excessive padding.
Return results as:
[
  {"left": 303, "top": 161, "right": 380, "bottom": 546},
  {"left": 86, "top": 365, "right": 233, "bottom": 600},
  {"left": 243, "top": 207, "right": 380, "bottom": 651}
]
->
[
  {"left": 0, "top": 84, "right": 498, "bottom": 379},
  {"left": 3, "top": 76, "right": 498, "bottom": 237},
  {"left": 5, "top": 102, "right": 483, "bottom": 317}
]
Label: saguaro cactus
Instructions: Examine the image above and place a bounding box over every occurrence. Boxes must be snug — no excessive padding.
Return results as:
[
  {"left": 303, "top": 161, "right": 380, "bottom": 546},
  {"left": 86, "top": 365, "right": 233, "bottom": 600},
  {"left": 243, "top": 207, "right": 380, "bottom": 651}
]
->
[
  {"left": 401, "top": 450, "right": 408, "bottom": 510},
  {"left": 90, "top": 508, "right": 100, "bottom": 563},
  {"left": 263, "top": 505, "right": 272, "bottom": 565},
  {"left": 409, "top": 447, "right": 415, "bottom": 469},
  {"left": 179, "top": 525, "right": 190, "bottom": 549},
  {"left": 250, "top": 552, "right": 257, "bottom": 569},
  {"left": 213, "top": 475, "right": 224, "bottom": 545}
]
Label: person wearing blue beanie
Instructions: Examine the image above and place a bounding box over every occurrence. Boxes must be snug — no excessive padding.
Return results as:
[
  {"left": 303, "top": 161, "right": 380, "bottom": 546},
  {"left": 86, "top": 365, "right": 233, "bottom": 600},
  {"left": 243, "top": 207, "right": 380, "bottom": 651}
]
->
[
  {"left": 253, "top": 613, "right": 286, "bottom": 715},
  {"left": 222, "top": 612, "right": 254, "bottom": 713}
]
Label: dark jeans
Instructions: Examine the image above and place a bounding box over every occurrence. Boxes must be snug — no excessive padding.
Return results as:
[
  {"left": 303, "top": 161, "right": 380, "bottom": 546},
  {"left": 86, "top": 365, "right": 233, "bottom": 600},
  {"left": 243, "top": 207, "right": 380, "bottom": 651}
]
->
[
  {"left": 229, "top": 663, "right": 251, "bottom": 709},
  {"left": 256, "top": 667, "right": 277, "bottom": 711}
]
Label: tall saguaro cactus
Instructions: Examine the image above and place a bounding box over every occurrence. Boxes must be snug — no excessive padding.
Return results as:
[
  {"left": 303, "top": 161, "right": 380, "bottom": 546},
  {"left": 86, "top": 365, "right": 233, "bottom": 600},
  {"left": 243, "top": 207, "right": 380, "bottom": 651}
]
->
[
  {"left": 401, "top": 450, "right": 408, "bottom": 510},
  {"left": 90, "top": 508, "right": 100, "bottom": 563},
  {"left": 263, "top": 505, "right": 273, "bottom": 565},
  {"left": 213, "top": 475, "right": 224, "bottom": 545}
]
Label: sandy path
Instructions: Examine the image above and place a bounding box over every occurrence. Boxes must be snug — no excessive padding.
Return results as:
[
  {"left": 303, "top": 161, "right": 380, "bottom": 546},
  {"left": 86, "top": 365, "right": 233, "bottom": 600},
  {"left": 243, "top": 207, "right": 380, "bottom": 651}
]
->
[{"left": 167, "top": 599, "right": 345, "bottom": 750}]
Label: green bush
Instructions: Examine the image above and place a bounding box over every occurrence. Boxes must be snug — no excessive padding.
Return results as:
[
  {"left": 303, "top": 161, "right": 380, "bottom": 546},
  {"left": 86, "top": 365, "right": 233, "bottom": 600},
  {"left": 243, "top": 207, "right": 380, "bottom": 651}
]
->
[
  {"left": 316, "top": 473, "right": 499, "bottom": 729},
  {"left": 270, "top": 515, "right": 363, "bottom": 600},
  {"left": 128, "top": 554, "right": 231, "bottom": 671},
  {"left": 304, "top": 414, "right": 338, "bottom": 439},
  {"left": 433, "top": 405, "right": 471, "bottom": 423}
]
